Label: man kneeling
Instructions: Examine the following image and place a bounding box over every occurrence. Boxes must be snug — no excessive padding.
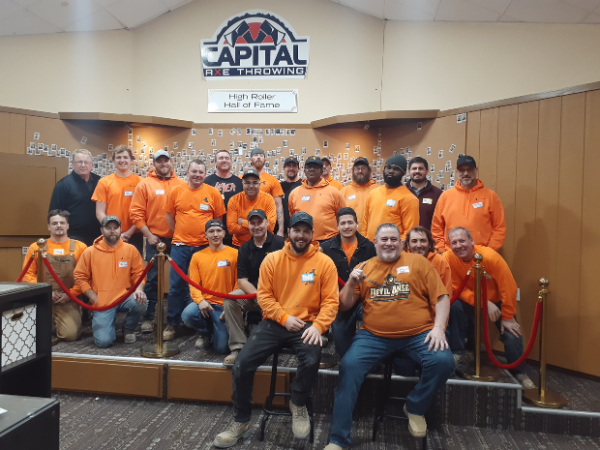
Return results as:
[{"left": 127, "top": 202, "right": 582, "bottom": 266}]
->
[
  {"left": 214, "top": 212, "right": 339, "bottom": 448},
  {"left": 324, "top": 223, "right": 455, "bottom": 450}
]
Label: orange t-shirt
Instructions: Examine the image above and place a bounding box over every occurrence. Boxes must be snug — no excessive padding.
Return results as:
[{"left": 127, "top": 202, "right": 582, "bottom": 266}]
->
[
  {"left": 362, "top": 185, "right": 420, "bottom": 241},
  {"left": 341, "top": 240, "right": 358, "bottom": 265},
  {"left": 427, "top": 252, "right": 453, "bottom": 298},
  {"left": 189, "top": 246, "right": 238, "bottom": 306},
  {"left": 226, "top": 191, "right": 277, "bottom": 247},
  {"left": 92, "top": 173, "right": 142, "bottom": 232},
  {"left": 165, "top": 183, "right": 227, "bottom": 246},
  {"left": 340, "top": 180, "right": 378, "bottom": 232},
  {"left": 241, "top": 172, "right": 284, "bottom": 198},
  {"left": 354, "top": 252, "right": 448, "bottom": 338}
]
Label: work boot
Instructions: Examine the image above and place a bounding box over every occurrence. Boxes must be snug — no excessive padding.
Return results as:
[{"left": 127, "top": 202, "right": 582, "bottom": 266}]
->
[
  {"left": 163, "top": 324, "right": 176, "bottom": 341},
  {"left": 195, "top": 335, "right": 211, "bottom": 349},
  {"left": 223, "top": 351, "right": 239, "bottom": 367},
  {"left": 289, "top": 400, "right": 310, "bottom": 439},
  {"left": 140, "top": 320, "right": 154, "bottom": 334},
  {"left": 515, "top": 373, "right": 536, "bottom": 389},
  {"left": 323, "top": 444, "right": 345, "bottom": 450},
  {"left": 213, "top": 420, "right": 253, "bottom": 448},
  {"left": 123, "top": 328, "right": 136, "bottom": 344},
  {"left": 403, "top": 405, "right": 427, "bottom": 437}
]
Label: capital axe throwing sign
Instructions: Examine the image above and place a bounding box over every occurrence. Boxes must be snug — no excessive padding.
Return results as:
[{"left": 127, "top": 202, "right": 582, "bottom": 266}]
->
[{"left": 201, "top": 10, "right": 310, "bottom": 79}]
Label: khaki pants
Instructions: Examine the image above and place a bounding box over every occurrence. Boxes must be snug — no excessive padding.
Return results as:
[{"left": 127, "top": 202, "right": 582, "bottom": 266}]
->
[
  {"left": 53, "top": 301, "right": 82, "bottom": 341},
  {"left": 224, "top": 289, "right": 262, "bottom": 351}
]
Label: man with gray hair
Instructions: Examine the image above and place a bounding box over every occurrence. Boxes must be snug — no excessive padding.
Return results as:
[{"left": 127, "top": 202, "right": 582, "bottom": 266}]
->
[
  {"left": 49, "top": 149, "right": 101, "bottom": 246},
  {"left": 324, "top": 222, "right": 455, "bottom": 450}
]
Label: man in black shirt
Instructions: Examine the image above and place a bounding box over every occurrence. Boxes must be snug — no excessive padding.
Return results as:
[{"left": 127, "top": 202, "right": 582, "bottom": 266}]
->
[
  {"left": 205, "top": 150, "right": 244, "bottom": 247},
  {"left": 320, "top": 207, "right": 376, "bottom": 357},
  {"left": 49, "top": 149, "right": 101, "bottom": 247},
  {"left": 278, "top": 157, "right": 302, "bottom": 234},
  {"left": 222, "top": 208, "right": 285, "bottom": 366}
]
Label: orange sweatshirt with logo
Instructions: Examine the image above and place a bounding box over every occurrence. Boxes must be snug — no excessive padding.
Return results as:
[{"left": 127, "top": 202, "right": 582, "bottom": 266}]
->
[
  {"left": 325, "top": 175, "right": 343, "bottom": 191},
  {"left": 340, "top": 179, "right": 378, "bottom": 232},
  {"left": 130, "top": 170, "right": 184, "bottom": 238},
  {"left": 92, "top": 173, "right": 142, "bottom": 232},
  {"left": 189, "top": 246, "right": 238, "bottom": 306},
  {"left": 362, "top": 185, "right": 420, "bottom": 241},
  {"left": 431, "top": 179, "right": 506, "bottom": 253},
  {"left": 226, "top": 191, "right": 276, "bottom": 246},
  {"left": 444, "top": 245, "right": 517, "bottom": 320},
  {"left": 74, "top": 237, "right": 146, "bottom": 307},
  {"left": 257, "top": 241, "right": 339, "bottom": 334},
  {"left": 287, "top": 179, "right": 346, "bottom": 241}
]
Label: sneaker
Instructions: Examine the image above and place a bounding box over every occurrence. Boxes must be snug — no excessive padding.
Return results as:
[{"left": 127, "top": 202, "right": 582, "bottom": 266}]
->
[
  {"left": 213, "top": 421, "right": 253, "bottom": 448},
  {"left": 289, "top": 400, "right": 310, "bottom": 439},
  {"left": 324, "top": 444, "right": 345, "bottom": 450},
  {"left": 123, "top": 328, "right": 136, "bottom": 344},
  {"left": 140, "top": 320, "right": 154, "bottom": 334},
  {"left": 403, "top": 405, "right": 427, "bottom": 438},
  {"left": 515, "top": 373, "right": 537, "bottom": 389},
  {"left": 195, "top": 335, "right": 211, "bottom": 349},
  {"left": 163, "top": 324, "right": 176, "bottom": 341},
  {"left": 223, "top": 351, "right": 239, "bottom": 367}
]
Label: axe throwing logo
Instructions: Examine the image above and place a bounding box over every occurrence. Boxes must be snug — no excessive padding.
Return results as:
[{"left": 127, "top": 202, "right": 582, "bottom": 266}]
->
[{"left": 201, "top": 10, "right": 310, "bottom": 79}]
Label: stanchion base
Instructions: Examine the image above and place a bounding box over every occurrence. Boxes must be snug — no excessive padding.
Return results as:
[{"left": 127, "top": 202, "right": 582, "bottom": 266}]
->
[
  {"left": 319, "top": 354, "right": 338, "bottom": 369},
  {"left": 522, "top": 390, "right": 568, "bottom": 409},
  {"left": 457, "top": 364, "right": 500, "bottom": 382},
  {"left": 140, "top": 342, "right": 181, "bottom": 358}
]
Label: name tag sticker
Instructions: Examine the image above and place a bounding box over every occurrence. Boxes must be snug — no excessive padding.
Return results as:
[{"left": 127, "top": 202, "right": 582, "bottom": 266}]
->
[
  {"left": 397, "top": 266, "right": 410, "bottom": 274},
  {"left": 124, "top": 191, "right": 133, "bottom": 197},
  {"left": 53, "top": 249, "right": 65, "bottom": 255},
  {"left": 301, "top": 272, "right": 315, "bottom": 282},
  {"left": 348, "top": 194, "right": 356, "bottom": 201},
  {"left": 386, "top": 199, "right": 397, "bottom": 207},
  {"left": 423, "top": 198, "right": 433, "bottom": 204},
  {"left": 217, "top": 260, "right": 229, "bottom": 267},
  {"left": 155, "top": 189, "right": 165, "bottom": 195},
  {"left": 473, "top": 202, "right": 483, "bottom": 209},
  {"left": 301, "top": 195, "right": 311, "bottom": 201},
  {"left": 118, "top": 261, "right": 128, "bottom": 268},
  {"left": 199, "top": 204, "right": 209, "bottom": 211}
]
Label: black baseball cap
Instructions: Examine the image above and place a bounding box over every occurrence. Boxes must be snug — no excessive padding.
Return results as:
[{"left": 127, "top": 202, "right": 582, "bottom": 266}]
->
[
  {"left": 205, "top": 219, "right": 226, "bottom": 231},
  {"left": 250, "top": 148, "right": 265, "bottom": 156},
  {"left": 284, "top": 157, "right": 299, "bottom": 166},
  {"left": 305, "top": 156, "right": 323, "bottom": 167},
  {"left": 101, "top": 216, "right": 121, "bottom": 227},
  {"left": 353, "top": 156, "right": 369, "bottom": 167},
  {"left": 242, "top": 168, "right": 260, "bottom": 179},
  {"left": 248, "top": 209, "right": 267, "bottom": 220},
  {"left": 457, "top": 155, "right": 477, "bottom": 168},
  {"left": 385, "top": 155, "right": 407, "bottom": 172},
  {"left": 321, "top": 156, "right": 331, "bottom": 164},
  {"left": 289, "top": 212, "right": 313, "bottom": 229}
]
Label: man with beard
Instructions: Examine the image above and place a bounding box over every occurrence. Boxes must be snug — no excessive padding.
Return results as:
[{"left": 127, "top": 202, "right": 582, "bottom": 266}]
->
[
  {"left": 362, "top": 155, "right": 419, "bottom": 242},
  {"left": 288, "top": 156, "right": 346, "bottom": 242},
  {"left": 279, "top": 157, "right": 302, "bottom": 233},
  {"left": 340, "top": 157, "right": 378, "bottom": 233},
  {"left": 321, "top": 157, "right": 343, "bottom": 190},
  {"left": 431, "top": 155, "right": 506, "bottom": 253},
  {"left": 74, "top": 216, "right": 147, "bottom": 348},
  {"left": 130, "top": 150, "right": 184, "bottom": 333},
  {"left": 205, "top": 150, "right": 244, "bottom": 247},
  {"left": 406, "top": 157, "right": 442, "bottom": 231},
  {"left": 213, "top": 212, "right": 338, "bottom": 448},
  {"left": 324, "top": 223, "right": 454, "bottom": 450}
]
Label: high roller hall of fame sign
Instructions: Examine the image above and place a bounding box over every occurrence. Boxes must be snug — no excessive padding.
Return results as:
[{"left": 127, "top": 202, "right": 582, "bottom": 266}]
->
[{"left": 201, "top": 10, "right": 310, "bottom": 79}]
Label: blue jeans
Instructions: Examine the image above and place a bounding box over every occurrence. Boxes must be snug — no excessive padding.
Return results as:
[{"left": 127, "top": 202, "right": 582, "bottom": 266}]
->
[
  {"left": 332, "top": 303, "right": 363, "bottom": 357},
  {"left": 181, "top": 302, "right": 229, "bottom": 354},
  {"left": 168, "top": 244, "right": 204, "bottom": 326},
  {"left": 92, "top": 296, "right": 147, "bottom": 348},
  {"left": 142, "top": 238, "right": 172, "bottom": 321},
  {"left": 447, "top": 299, "right": 525, "bottom": 374},
  {"left": 329, "top": 330, "right": 455, "bottom": 448}
]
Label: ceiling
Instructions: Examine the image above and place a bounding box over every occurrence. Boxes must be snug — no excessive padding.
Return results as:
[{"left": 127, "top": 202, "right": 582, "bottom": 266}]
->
[{"left": 0, "top": 0, "right": 599, "bottom": 38}]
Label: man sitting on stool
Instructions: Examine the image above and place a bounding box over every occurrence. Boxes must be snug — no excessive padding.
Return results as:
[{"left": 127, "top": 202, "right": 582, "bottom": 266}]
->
[
  {"left": 444, "top": 226, "right": 535, "bottom": 388},
  {"left": 181, "top": 220, "right": 238, "bottom": 353},
  {"left": 74, "top": 216, "right": 147, "bottom": 347},
  {"left": 324, "top": 223, "right": 454, "bottom": 450},
  {"left": 214, "top": 212, "right": 339, "bottom": 448}
]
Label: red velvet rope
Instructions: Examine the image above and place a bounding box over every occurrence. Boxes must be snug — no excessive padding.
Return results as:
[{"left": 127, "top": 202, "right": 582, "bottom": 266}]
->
[
  {"left": 16, "top": 256, "right": 35, "bottom": 282},
  {"left": 481, "top": 274, "right": 542, "bottom": 370},
  {"left": 338, "top": 276, "right": 346, "bottom": 287},
  {"left": 450, "top": 271, "right": 470, "bottom": 305},
  {"left": 168, "top": 257, "right": 257, "bottom": 300},
  {"left": 42, "top": 257, "right": 153, "bottom": 311}
]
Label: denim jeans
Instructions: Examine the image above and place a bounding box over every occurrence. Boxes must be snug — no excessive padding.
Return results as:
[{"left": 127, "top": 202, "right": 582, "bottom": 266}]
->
[
  {"left": 446, "top": 299, "right": 526, "bottom": 374},
  {"left": 142, "top": 238, "right": 172, "bottom": 321},
  {"left": 331, "top": 303, "right": 363, "bottom": 358},
  {"left": 167, "top": 244, "right": 204, "bottom": 326},
  {"left": 329, "top": 330, "right": 455, "bottom": 448},
  {"left": 92, "top": 296, "right": 147, "bottom": 348},
  {"left": 181, "top": 302, "right": 229, "bottom": 354}
]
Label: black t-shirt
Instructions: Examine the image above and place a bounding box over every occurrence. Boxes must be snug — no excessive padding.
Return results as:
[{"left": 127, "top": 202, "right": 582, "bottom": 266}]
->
[
  {"left": 205, "top": 173, "right": 244, "bottom": 242},
  {"left": 237, "top": 232, "right": 286, "bottom": 288},
  {"left": 280, "top": 179, "right": 302, "bottom": 231}
]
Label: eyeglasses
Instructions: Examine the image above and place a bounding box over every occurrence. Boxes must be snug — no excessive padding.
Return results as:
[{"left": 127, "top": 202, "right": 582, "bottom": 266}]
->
[
  {"left": 73, "top": 161, "right": 92, "bottom": 166},
  {"left": 243, "top": 181, "right": 261, "bottom": 187}
]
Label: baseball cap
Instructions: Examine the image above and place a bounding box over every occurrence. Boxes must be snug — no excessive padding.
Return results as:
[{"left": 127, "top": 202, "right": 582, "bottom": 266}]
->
[
  {"left": 321, "top": 156, "right": 331, "bottom": 165},
  {"left": 289, "top": 212, "right": 313, "bottom": 229},
  {"left": 305, "top": 156, "right": 323, "bottom": 167},
  {"left": 457, "top": 155, "right": 477, "bottom": 168},
  {"left": 101, "top": 216, "right": 121, "bottom": 227},
  {"left": 385, "top": 155, "right": 407, "bottom": 173},
  {"left": 353, "top": 156, "right": 370, "bottom": 167},
  {"left": 284, "top": 157, "right": 299, "bottom": 166},
  {"left": 250, "top": 148, "right": 265, "bottom": 156},
  {"left": 242, "top": 168, "right": 261, "bottom": 179},
  {"left": 248, "top": 209, "right": 267, "bottom": 220},
  {"left": 205, "top": 219, "right": 226, "bottom": 232},
  {"left": 153, "top": 150, "right": 170, "bottom": 160}
]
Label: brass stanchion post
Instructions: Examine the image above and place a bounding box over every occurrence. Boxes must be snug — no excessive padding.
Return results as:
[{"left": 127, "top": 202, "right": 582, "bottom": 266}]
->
[
  {"left": 36, "top": 238, "right": 46, "bottom": 282},
  {"left": 458, "top": 254, "right": 500, "bottom": 382},
  {"left": 141, "top": 243, "right": 180, "bottom": 358},
  {"left": 523, "top": 279, "right": 567, "bottom": 408}
]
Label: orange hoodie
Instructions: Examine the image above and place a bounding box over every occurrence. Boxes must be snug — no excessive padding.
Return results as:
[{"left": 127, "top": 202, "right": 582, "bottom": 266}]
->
[
  {"left": 287, "top": 179, "right": 346, "bottom": 241},
  {"left": 130, "top": 170, "right": 185, "bottom": 238},
  {"left": 226, "top": 191, "right": 277, "bottom": 247},
  {"left": 325, "top": 174, "right": 343, "bottom": 191},
  {"left": 340, "top": 179, "right": 378, "bottom": 232},
  {"left": 257, "top": 241, "right": 339, "bottom": 334},
  {"left": 431, "top": 179, "right": 506, "bottom": 253},
  {"left": 74, "top": 236, "right": 146, "bottom": 307},
  {"left": 362, "top": 185, "right": 419, "bottom": 241}
]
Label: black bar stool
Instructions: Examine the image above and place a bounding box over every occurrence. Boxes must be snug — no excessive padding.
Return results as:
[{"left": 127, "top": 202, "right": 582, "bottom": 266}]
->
[{"left": 372, "top": 353, "right": 426, "bottom": 450}]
